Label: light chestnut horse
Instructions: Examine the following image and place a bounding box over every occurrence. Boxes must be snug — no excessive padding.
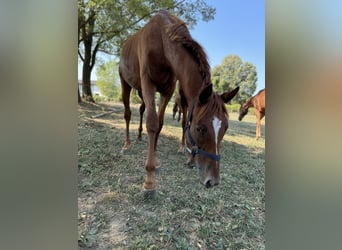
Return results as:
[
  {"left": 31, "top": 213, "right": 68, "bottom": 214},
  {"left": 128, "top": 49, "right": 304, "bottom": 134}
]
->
[
  {"left": 119, "top": 10, "right": 239, "bottom": 195},
  {"left": 239, "top": 88, "right": 265, "bottom": 139}
]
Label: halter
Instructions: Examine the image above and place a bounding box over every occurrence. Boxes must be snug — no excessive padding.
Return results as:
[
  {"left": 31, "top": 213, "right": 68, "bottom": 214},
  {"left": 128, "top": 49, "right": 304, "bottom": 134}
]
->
[{"left": 184, "top": 100, "right": 221, "bottom": 161}]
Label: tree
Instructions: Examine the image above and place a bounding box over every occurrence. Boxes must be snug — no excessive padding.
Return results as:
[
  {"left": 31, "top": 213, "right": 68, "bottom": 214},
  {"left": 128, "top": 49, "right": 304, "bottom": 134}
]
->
[
  {"left": 78, "top": 0, "right": 216, "bottom": 102},
  {"left": 96, "top": 60, "right": 121, "bottom": 100},
  {"left": 212, "top": 55, "right": 257, "bottom": 104}
]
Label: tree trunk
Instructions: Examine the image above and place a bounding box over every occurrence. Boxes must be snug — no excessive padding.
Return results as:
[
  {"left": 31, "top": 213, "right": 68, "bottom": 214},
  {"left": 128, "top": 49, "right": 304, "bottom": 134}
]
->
[
  {"left": 82, "top": 61, "right": 94, "bottom": 103},
  {"left": 82, "top": 41, "right": 94, "bottom": 103},
  {"left": 81, "top": 9, "right": 95, "bottom": 103},
  {"left": 78, "top": 85, "right": 82, "bottom": 103}
]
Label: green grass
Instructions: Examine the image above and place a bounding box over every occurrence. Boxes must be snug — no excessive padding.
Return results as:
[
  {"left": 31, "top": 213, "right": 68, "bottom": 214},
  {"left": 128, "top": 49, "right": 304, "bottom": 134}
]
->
[{"left": 78, "top": 101, "right": 265, "bottom": 249}]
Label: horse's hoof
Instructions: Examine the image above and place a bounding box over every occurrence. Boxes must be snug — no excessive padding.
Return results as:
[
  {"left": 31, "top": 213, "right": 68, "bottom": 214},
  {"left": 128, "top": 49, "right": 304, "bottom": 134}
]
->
[
  {"left": 143, "top": 189, "right": 157, "bottom": 200},
  {"left": 185, "top": 159, "right": 195, "bottom": 169},
  {"left": 120, "top": 148, "right": 128, "bottom": 155},
  {"left": 177, "top": 146, "right": 185, "bottom": 154},
  {"left": 185, "top": 163, "right": 194, "bottom": 169}
]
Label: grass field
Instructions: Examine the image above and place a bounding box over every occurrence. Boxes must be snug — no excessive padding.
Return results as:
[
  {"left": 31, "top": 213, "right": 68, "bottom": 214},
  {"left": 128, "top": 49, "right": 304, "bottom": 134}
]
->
[{"left": 78, "top": 101, "right": 265, "bottom": 249}]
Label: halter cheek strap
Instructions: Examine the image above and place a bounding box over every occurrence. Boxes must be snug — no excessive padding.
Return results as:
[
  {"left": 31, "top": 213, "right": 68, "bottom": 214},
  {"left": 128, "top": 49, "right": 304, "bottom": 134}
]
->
[{"left": 184, "top": 100, "right": 221, "bottom": 162}]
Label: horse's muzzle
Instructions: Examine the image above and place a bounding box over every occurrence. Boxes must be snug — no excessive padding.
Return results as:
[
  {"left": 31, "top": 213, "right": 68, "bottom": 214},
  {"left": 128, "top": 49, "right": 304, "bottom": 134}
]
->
[{"left": 203, "top": 178, "right": 219, "bottom": 188}]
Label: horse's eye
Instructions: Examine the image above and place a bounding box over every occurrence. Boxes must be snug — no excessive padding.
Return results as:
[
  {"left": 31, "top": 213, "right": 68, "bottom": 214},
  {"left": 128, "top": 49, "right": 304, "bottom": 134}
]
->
[{"left": 196, "top": 126, "right": 207, "bottom": 135}]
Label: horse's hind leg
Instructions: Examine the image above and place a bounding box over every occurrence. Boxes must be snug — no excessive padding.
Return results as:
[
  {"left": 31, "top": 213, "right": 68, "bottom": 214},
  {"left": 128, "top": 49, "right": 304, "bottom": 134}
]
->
[
  {"left": 154, "top": 91, "right": 174, "bottom": 152},
  {"left": 172, "top": 103, "right": 177, "bottom": 120},
  {"left": 255, "top": 112, "right": 261, "bottom": 140},
  {"left": 256, "top": 120, "right": 260, "bottom": 140},
  {"left": 257, "top": 112, "right": 265, "bottom": 140},
  {"left": 121, "top": 80, "right": 132, "bottom": 153},
  {"left": 138, "top": 91, "right": 145, "bottom": 141}
]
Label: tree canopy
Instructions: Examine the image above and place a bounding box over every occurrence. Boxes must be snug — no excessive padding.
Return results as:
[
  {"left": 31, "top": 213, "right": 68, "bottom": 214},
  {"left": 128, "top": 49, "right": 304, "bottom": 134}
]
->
[
  {"left": 78, "top": 0, "right": 216, "bottom": 102},
  {"left": 78, "top": 0, "right": 215, "bottom": 55},
  {"left": 96, "top": 60, "right": 120, "bottom": 100},
  {"left": 212, "top": 55, "right": 257, "bottom": 104}
]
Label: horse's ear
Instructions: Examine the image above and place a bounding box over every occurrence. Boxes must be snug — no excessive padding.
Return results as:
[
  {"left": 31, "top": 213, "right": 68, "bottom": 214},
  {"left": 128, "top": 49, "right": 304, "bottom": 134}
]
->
[
  {"left": 199, "top": 84, "right": 213, "bottom": 105},
  {"left": 221, "top": 87, "right": 240, "bottom": 103}
]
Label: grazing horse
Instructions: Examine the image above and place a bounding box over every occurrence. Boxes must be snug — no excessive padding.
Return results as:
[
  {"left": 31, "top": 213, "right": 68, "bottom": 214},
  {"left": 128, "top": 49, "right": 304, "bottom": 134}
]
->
[
  {"left": 119, "top": 10, "right": 239, "bottom": 194},
  {"left": 238, "top": 88, "right": 265, "bottom": 139},
  {"left": 172, "top": 92, "right": 182, "bottom": 121}
]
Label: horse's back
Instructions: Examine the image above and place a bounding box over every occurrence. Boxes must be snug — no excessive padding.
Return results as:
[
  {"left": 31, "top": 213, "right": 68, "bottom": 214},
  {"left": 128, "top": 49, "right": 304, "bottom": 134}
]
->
[
  {"left": 119, "top": 10, "right": 180, "bottom": 91},
  {"left": 120, "top": 10, "right": 178, "bottom": 62},
  {"left": 256, "top": 89, "right": 265, "bottom": 113}
]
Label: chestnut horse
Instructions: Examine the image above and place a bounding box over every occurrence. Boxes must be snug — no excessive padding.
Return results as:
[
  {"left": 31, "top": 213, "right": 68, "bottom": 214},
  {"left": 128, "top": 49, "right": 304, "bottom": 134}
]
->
[
  {"left": 238, "top": 88, "right": 265, "bottom": 139},
  {"left": 172, "top": 92, "right": 182, "bottom": 121},
  {"left": 119, "top": 10, "right": 239, "bottom": 194}
]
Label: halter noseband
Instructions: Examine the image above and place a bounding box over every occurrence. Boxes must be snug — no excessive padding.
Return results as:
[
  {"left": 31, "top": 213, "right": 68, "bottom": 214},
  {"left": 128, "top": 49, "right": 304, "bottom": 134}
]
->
[{"left": 184, "top": 100, "right": 221, "bottom": 162}]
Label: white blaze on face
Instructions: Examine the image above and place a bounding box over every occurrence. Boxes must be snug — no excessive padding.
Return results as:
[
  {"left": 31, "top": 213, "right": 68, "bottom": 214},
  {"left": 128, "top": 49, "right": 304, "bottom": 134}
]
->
[{"left": 212, "top": 116, "right": 222, "bottom": 155}]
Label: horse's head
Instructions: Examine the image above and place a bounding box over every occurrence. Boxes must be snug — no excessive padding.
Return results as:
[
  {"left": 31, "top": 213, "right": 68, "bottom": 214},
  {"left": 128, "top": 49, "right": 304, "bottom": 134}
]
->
[
  {"left": 238, "top": 103, "right": 249, "bottom": 121},
  {"left": 185, "top": 84, "right": 239, "bottom": 188}
]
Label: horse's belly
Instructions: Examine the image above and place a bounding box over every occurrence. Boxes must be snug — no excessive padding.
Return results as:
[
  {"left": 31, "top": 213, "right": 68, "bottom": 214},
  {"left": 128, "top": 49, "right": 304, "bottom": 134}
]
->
[{"left": 120, "top": 61, "right": 141, "bottom": 89}]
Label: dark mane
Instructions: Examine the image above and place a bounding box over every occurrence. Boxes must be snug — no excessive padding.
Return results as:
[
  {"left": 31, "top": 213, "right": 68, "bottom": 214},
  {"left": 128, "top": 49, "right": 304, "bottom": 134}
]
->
[
  {"left": 244, "top": 97, "right": 253, "bottom": 108},
  {"left": 166, "top": 21, "right": 211, "bottom": 85}
]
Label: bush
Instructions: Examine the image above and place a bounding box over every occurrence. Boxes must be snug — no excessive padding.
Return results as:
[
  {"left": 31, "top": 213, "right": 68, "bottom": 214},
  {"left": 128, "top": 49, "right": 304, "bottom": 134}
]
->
[
  {"left": 226, "top": 103, "right": 240, "bottom": 113},
  {"left": 93, "top": 95, "right": 108, "bottom": 102},
  {"left": 130, "top": 91, "right": 141, "bottom": 104}
]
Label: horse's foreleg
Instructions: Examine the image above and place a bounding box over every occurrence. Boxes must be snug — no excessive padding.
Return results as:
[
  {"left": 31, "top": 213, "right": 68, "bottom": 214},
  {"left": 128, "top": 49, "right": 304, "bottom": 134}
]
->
[
  {"left": 138, "top": 100, "right": 145, "bottom": 141},
  {"left": 121, "top": 81, "right": 132, "bottom": 153},
  {"left": 178, "top": 104, "right": 187, "bottom": 153},
  {"left": 141, "top": 84, "right": 158, "bottom": 192},
  {"left": 144, "top": 109, "right": 158, "bottom": 191},
  {"left": 177, "top": 108, "right": 181, "bottom": 122}
]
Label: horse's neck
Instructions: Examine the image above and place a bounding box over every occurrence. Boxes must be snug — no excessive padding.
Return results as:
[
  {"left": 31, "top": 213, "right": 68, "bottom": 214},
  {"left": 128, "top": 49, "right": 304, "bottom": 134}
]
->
[
  {"left": 246, "top": 98, "right": 254, "bottom": 109},
  {"left": 174, "top": 57, "right": 208, "bottom": 102},
  {"left": 162, "top": 37, "right": 210, "bottom": 103}
]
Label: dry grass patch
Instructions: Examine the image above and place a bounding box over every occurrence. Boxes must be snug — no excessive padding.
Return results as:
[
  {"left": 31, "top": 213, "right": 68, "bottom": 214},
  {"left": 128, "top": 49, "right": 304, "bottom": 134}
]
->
[{"left": 78, "top": 101, "right": 265, "bottom": 249}]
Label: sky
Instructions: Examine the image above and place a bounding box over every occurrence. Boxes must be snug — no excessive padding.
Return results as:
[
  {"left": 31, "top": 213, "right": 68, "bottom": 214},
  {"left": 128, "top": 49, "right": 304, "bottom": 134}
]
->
[
  {"left": 78, "top": 0, "right": 265, "bottom": 94},
  {"left": 189, "top": 0, "right": 265, "bottom": 93}
]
